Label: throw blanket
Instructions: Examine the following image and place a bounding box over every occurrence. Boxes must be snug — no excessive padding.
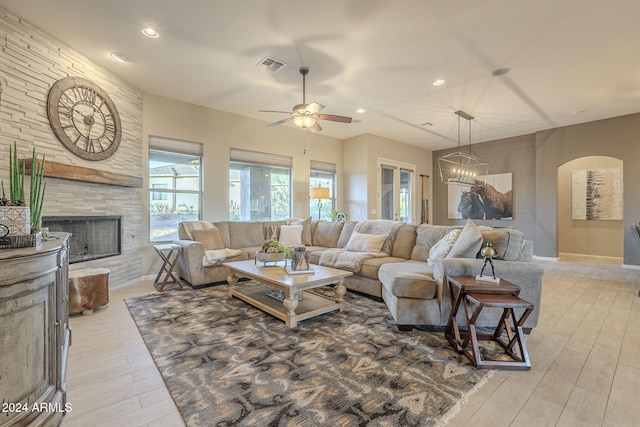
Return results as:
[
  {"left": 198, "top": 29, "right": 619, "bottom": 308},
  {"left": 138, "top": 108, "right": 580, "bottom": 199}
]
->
[
  {"left": 203, "top": 248, "right": 243, "bottom": 266},
  {"left": 319, "top": 248, "right": 387, "bottom": 273},
  {"left": 319, "top": 220, "right": 404, "bottom": 273}
]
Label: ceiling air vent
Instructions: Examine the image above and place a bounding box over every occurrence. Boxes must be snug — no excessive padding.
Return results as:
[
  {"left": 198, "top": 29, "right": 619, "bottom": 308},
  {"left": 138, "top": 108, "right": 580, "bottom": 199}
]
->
[{"left": 257, "top": 56, "right": 287, "bottom": 73}]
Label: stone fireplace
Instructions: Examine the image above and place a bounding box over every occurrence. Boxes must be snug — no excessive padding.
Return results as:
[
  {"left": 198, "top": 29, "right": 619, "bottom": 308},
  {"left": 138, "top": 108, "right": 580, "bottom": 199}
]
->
[{"left": 42, "top": 216, "right": 122, "bottom": 264}]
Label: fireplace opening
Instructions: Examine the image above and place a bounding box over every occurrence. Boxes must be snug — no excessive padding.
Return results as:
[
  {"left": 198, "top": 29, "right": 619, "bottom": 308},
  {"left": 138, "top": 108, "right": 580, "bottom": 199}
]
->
[{"left": 42, "top": 216, "right": 122, "bottom": 264}]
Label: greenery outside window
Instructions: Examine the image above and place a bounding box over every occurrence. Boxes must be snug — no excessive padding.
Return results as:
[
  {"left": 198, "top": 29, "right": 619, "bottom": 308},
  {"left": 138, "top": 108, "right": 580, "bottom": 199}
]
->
[
  {"left": 229, "top": 149, "right": 292, "bottom": 221},
  {"left": 149, "top": 137, "right": 203, "bottom": 242}
]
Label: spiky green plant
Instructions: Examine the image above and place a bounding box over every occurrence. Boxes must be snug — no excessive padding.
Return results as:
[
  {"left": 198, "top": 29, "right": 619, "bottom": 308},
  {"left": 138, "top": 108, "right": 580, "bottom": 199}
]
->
[
  {"left": 9, "top": 141, "right": 25, "bottom": 204},
  {"left": 29, "top": 148, "right": 46, "bottom": 229}
]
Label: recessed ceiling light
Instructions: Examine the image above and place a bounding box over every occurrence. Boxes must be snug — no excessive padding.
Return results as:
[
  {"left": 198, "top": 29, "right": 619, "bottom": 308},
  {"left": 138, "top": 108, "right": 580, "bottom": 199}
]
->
[
  {"left": 492, "top": 67, "right": 511, "bottom": 76},
  {"left": 142, "top": 27, "right": 159, "bottom": 38},
  {"left": 110, "top": 52, "right": 128, "bottom": 63},
  {"left": 432, "top": 79, "right": 446, "bottom": 86},
  {"left": 356, "top": 108, "right": 366, "bottom": 114},
  {"left": 570, "top": 110, "right": 586, "bottom": 116}
]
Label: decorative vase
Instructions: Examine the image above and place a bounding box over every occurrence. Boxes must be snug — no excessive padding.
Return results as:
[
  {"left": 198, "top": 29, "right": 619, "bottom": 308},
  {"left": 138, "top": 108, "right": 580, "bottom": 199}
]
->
[
  {"left": 290, "top": 247, "right": 310, "bottom": 271},
  {"left": 0, "top": 206, "right": 31, "bottom": 235}
]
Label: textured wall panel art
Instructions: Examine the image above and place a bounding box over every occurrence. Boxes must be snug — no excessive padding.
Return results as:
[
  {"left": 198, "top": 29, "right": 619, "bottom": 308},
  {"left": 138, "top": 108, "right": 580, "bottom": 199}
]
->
[{"left": 571, "top": 168, "right": 623, "bottom": 220}]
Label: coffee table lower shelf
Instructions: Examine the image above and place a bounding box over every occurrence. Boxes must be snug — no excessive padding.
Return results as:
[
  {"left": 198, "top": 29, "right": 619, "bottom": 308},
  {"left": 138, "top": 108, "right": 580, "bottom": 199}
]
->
[{"left": 230, "top": 283, "right": 342, "bottom": 328}]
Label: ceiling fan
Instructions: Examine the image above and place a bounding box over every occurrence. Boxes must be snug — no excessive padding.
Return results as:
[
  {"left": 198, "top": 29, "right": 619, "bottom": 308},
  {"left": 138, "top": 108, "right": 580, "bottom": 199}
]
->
[{"left": 259, "top": 66, "right": 352, "bottom": 133}]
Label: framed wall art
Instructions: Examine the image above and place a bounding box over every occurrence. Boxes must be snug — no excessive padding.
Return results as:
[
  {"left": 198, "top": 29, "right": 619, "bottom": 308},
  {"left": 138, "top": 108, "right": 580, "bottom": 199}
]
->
[
  {"left": 448, "top": 173, "right": 513, "bottom": 220},
  {"left": 571, "top": 168, "right": 623, "bottom": 220}
]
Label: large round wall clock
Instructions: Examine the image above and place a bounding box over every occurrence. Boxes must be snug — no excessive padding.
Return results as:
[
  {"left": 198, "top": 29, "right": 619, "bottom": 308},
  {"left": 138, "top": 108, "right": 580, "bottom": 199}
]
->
[{"left": 47, "top": 76, "right": 122, "bottom": 161}]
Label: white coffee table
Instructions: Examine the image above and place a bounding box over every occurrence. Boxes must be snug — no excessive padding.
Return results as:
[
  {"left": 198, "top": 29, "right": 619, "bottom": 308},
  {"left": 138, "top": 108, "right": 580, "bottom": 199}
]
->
[{"left": 224, "top": 260, "right": 353, "bottom": 328}]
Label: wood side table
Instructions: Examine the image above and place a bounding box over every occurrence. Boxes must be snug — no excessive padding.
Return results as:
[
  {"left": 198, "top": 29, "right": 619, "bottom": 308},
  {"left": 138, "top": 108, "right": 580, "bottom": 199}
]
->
[
  {"left": 153, "top": 244, "right": 184, "bottom": 292},
  {"left": 445, "top": 275, "right": 533, "bottom": 370}
]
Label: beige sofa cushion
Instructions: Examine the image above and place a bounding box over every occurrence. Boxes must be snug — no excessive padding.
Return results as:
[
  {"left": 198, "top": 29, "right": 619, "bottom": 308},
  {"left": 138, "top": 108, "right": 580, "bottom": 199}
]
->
[
  {"left": 211, "top": 221, "right": 231, "bottom": 248},
  {"left": 228, "top": 222, "right": 265, "bottom": 249},
  {"left": 191, "top": 227, "right": 225, "bottom": 250},
  {"left": 379, "top": 261, "right": 438, "bottom": 299},
  {"left": 337, "top": 220, "right": 358, "bottom": 248},
  {"left": 447, "top": 219, "right": 483, "bottom": 258},
  {"left": 411, "top": 224, "right": 451, "bottom": 261},
  {"left": 180, "top": 221, "right": 214, "bottom": 240},
  {"left": 391, "top": 224, "right": 417, "bottom": 260},
  {"left": 359, "top": 256, "right": 406, "bottom": 280},
  {"left": 478, "top": 227, "right": 525, "bottom": 261},
  {"left": 313, "top": 221, "right": 344, "bottom": 247},
  {"left": 290, "top": 217, "right": 313, "bottom": 245}
]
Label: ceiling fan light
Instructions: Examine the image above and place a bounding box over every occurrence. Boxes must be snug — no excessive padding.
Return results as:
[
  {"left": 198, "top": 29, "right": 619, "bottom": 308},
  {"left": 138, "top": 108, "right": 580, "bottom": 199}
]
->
[{"left": 293, "top": 115, "right": 316, "bottom": 128}]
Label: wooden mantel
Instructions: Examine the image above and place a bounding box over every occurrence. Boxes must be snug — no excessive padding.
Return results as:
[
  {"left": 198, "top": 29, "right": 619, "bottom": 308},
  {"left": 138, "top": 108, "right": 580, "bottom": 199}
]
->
[{"left": 21, "top": 159, "right": 143, "bottom": 188}]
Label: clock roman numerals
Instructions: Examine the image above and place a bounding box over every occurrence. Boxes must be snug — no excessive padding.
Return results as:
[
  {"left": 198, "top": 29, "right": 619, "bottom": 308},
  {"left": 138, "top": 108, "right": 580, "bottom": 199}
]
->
[{"left": 47, "top": 76, "right": 121, "bottom": 161}]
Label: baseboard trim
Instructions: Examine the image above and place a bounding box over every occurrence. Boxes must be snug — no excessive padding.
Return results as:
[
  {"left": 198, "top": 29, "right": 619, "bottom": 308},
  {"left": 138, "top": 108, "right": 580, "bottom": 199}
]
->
[
  {"left": 622, "top": 263, "right": 640, "bottom": 270},
  {"left": 533, "top": 256, "right": 558, "bottom": 262}
]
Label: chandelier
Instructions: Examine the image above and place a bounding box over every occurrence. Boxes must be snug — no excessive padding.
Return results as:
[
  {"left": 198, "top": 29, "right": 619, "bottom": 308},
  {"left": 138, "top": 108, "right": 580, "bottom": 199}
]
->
[{"left": 438, "top": 110, "right": 489, "bottom": 186}]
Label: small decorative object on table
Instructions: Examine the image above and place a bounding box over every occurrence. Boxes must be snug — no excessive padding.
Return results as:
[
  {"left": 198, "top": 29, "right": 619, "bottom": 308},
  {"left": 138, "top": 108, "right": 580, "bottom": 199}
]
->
[
  {"left": 476, "top": 242, "right": 499, "bottom": 283},
  {"left": 285, "top": 246, "right": 313, "bottom": 274},
  {"left": 255, "top": 239, "right": 289, "bottom": 266}
]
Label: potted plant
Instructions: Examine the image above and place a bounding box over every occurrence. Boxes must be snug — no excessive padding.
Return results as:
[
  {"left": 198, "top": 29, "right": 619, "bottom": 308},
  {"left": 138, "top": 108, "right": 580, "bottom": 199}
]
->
[
  {"left": 330, "top": 210, "right": 350, "bottom": 221},
  {"left": 0, "top": 142, "right": 46, "bottom": 236},
  {"left": 256, "top": 239, "right": 290, "bottom": 265}
]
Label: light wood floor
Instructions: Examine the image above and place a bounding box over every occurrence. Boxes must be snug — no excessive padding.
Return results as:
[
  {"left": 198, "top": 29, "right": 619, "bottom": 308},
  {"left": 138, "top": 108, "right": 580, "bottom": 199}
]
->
[{"left": 62, "top": 259, "right": 640, "bottom": 426}]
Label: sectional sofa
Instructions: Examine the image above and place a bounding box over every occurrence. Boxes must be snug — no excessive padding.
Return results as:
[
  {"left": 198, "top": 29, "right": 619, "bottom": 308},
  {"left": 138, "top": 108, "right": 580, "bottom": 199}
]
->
[{"left": 173, "top": 218, "right": 543, "bottom": 331}]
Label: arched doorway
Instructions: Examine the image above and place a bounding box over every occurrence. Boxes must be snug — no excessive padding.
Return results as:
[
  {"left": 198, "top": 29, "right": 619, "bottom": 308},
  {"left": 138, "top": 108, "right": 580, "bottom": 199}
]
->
[{"left": 557, "top": 156, "right": 623, "bottom": 261}]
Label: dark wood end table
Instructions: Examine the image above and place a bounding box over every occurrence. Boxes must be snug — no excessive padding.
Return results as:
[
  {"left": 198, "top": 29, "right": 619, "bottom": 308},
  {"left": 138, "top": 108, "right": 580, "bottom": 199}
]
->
[
  {"left": 445, "top": 275, "right": 533, "bottom": 370},
  {"left": 153, "top": 244, "right": 184, "bottom": 292}
]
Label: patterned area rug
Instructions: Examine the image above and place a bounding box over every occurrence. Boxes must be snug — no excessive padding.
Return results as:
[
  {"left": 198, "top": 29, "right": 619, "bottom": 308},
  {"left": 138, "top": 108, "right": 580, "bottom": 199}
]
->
[{"left": 125, "top": 285, "right": 492, "bottom": 426}]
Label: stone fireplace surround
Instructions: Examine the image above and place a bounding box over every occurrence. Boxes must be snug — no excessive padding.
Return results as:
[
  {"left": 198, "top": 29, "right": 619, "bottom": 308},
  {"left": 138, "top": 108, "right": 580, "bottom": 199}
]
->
[{"left": 0, "top": 8, "right": 144, "bottom": 287}]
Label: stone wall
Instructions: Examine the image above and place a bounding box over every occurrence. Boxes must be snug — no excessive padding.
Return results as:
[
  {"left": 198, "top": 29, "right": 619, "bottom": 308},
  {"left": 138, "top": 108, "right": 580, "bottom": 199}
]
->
[{"left": 0, "top": 8, "right": 144, "bottom": 285}]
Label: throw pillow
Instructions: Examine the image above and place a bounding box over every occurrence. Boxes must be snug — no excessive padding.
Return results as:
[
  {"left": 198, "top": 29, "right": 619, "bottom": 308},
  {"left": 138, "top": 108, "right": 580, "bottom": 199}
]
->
[
  {"left": 447, "top": 219, "right": 484, "bottom": 258},
  {"left": 191, "top": 226, "right": 225, "bottom": 250},
  {"left": 427, "top": 228, "right": 461, "bottom": 265},
  {"left": 345, "top": 230, "right": 387, "bottom": 253},
  {"left": 278, "top": 225, "right": 303, "bottom": 247},
  {"left": 291, "top": 216, "right": 313, "bottom": 245},
  {"left": 263, "top": 224, "right": 280, "bottom": 241}
]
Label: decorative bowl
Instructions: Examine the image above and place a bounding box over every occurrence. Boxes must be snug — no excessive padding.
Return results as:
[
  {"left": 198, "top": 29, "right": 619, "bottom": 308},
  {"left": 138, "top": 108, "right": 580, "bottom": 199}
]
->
[{"left": 255, "top": 251, "right": 286, "bottom": 265}]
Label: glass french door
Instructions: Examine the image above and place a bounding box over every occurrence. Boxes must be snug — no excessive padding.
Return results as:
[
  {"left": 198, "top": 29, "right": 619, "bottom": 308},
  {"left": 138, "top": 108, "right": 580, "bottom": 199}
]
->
[{"left": 378, "top": 160, "right": 414, "bottom": 222}]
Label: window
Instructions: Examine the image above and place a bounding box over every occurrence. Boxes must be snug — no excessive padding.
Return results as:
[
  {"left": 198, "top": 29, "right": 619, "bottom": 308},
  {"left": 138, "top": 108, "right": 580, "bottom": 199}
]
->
[
  {"left": 151, "top": 183, "right": 168, "bottom": 201},
  {"left": 310, "top": 160, "right": 336, "bottom": 221},
  {"left": 229, "top": 149, "right": 292, "bottom": 221},
  {"left": 149, "top": 137, "right": 203, "bottom": 242}
]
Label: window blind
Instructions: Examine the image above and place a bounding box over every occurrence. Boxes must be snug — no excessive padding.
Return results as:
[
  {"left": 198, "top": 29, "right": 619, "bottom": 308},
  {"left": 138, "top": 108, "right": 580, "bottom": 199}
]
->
[
  {"left": 310, "top": 160, "right": 337, "bottom": 174},
  {"left": 149, "top": 136, "right": 203, "bottom": 157},
  {"left": 230, "top": 148, "right": 293, "bottom": 169}
]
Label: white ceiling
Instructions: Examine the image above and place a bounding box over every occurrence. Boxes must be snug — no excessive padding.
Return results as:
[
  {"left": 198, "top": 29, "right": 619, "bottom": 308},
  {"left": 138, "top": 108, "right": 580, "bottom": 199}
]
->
[{"left": 1, "top": 0, "right": 639, "bottom": 151}]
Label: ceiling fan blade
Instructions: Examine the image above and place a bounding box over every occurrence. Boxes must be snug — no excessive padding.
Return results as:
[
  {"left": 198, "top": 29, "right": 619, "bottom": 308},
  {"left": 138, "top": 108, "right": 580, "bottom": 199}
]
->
[
  {"left": 305, "top": 102, "right": 324, "bottom": 114},
  {"left": 267, "top": 117, "right": 294, "bottom": 127},
  {"left": 259, "top": 110, "right": 292, "bottom": 114},
  {"left": 315, "top": 114, "right": 353, "bottom": 123},
  {"left": 309, "top": 122, "right": 323, "bottom": 133}
]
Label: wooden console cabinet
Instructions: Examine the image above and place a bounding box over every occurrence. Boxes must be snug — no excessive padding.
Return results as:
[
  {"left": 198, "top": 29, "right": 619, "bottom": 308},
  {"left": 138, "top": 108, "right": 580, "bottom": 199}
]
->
[{"left": 0, "top": 233, "right": 71, "bottom": 427}]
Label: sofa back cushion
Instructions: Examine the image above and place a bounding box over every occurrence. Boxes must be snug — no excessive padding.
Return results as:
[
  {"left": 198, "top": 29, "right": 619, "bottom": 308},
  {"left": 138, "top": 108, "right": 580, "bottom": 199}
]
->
[
  {"left": 477, "top": 227, "right": 526, "bottom": 261},
  {"left": 313, "top": 221, "right": 344, "bottom": 247},
  {"left": 228, "top": 221, "right": 266, "bottom": 248},
  {"left": 191, "top": 227, "right": 225, "bottom": 250},
  {"left": 411, "top": 224, "right": 451, "bottom": 261},
  {"left": 179, "top": 221, "right": 214, "bottom": 240},
  {"left": 337, "top": 220, "right": 358, "bottom": 248},
  {"left": 391, "top": 223, "right": 417, "bottom": 260},
  {"left": 212, "top": 221, "right": 232, "bottom": 248}
]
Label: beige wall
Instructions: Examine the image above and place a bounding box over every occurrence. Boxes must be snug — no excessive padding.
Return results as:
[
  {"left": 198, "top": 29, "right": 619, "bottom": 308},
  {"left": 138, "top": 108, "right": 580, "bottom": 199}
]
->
[
  {"left": 558, "top": 156, "right": 624, "bottom": 257},
  {"left": 344, "top": 133, "right": 433, "bottom": 223}
]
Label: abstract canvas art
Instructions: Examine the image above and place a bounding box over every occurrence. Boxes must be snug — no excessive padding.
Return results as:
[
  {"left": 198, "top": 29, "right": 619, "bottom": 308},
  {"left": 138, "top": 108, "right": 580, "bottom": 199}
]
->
[
  {"left": 571, "top": 168, "right": 623, "bottom": 220},
  {"left": 448, "top": 173, "right": 513, "bottom": 220}
]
